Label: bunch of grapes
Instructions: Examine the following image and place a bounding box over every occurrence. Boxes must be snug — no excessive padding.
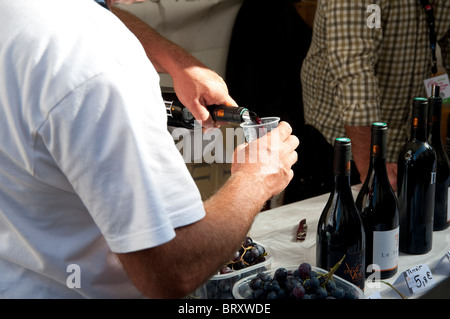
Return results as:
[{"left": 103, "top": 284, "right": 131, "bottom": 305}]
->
[
  {"left": 241, "top": 262, "right": 359, "bottom": 299},
  {"left": 219, "top": 237, "right": 267, "bottom": 274}
]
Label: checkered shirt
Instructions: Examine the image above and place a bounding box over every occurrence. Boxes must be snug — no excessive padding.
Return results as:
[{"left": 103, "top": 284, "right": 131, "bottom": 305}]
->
[{"left": 301, "top": 0, "right": 450, "bottom": 162}]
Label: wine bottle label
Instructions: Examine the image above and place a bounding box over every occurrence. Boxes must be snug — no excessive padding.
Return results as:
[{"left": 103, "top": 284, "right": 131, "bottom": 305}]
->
[
  {"left": 331, "top": 251, "right": 365, "bottom": 290},
  {"left": 373, "top": 228, "right": 399, "bottom": 272}
]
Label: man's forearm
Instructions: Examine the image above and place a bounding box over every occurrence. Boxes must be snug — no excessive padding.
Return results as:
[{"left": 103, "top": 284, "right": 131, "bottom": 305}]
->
[
  {"left": 116, "top": 123, "right": 298, "bottom": 298},
  {"left": 116, "top": 171, "right": 269, "bottom": 298},
  {"left": 110, "top": 6, "right": 202, "bottom": 75}
]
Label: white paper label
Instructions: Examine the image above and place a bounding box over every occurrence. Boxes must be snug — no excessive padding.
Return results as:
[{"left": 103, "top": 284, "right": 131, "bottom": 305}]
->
[
  {"left": 424, "top": 73, "right": 450, "bottom": 104},
  {"left": 367, "top": 291, "right": 382, "bottom": 299},
  {"left": 404, "top": 264, "right": 435, "bottom": 294},
  {"left": 373, "top": 228, "right": 399, "bottom": 272}
]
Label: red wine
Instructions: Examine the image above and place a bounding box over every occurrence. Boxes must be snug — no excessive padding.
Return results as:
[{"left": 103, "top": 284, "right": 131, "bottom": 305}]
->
[
  {"left": 356, "top": 123, "right": 399, "bottom": 279},
  {"left": 250, "top": 112, "right": 262, "bottom": 124},
  {"left": 316, "top": 138, "right": 366, "bottom": 290},
  {"left": 428, "top": 86, "right": 450, "bottom": 231},
  {"left": 397, "top": 97, "right": 437, "bottom": 254}
]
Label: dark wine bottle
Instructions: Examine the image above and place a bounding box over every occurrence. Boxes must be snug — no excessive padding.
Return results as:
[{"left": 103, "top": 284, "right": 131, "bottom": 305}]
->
[
  {"left": 316, "top": 137, "right": 366, "bottom": 290},
  {"left": 397, "top": 97, "right": 437, "bottom": 255},
  {"left": 355, "top": 123, "right": 399, "bottom": 279},
  {"left": 428, "top": 86, "right": 450, "bottom": 231}
]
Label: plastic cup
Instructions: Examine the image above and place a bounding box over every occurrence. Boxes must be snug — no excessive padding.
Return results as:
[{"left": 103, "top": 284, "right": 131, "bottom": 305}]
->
[{"left": 240, "top": 117, "right": 280, "bottom": 143}]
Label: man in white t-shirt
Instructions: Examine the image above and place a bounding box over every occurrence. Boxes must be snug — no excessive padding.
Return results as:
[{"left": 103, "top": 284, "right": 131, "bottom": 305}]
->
[{"left": 0, "top": 0, "right": 299, "bottom": 298}]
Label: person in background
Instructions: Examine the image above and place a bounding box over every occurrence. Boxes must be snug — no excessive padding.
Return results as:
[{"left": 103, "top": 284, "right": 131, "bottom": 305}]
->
[
  {"left": 0, "top": 0, "right": 298, "bottom": 298},
  {"left": 225, "top": 0, "right": 314, "bottom": 204},
  {"left": 301, "top": 0, "right": 450, "bottom": 192}
]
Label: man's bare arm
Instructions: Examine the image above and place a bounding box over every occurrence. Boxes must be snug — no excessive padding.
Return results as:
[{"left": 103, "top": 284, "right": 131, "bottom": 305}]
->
[{"left": 116, "top": 122, "right": 299, "bottom": 298}]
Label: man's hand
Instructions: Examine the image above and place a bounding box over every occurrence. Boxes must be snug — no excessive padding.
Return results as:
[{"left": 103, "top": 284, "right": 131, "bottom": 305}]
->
[
  {"left": 172, "top": 65, "right": 237, "bottom": 129},
  {"left": 231, "top": 122, "right": 299, "bottom": 199},
  {"left": 109, "top": 4, "right": 236, "bottom": 129}
]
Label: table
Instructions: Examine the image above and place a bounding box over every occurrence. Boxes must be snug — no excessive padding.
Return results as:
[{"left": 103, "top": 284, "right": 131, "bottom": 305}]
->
[{"left": 249, "top": 186, "right": 450, "bottom": 299}]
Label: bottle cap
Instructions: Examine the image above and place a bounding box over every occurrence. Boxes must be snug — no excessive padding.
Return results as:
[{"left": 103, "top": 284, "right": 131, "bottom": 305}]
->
[
  {"left": 412, "top": 97, "right": 428, "bottom": 128},
  {"left": 371, "top": 122, "right": 388, "bottom": 158},
  {"left": 431, "top": 85, "right": 440, "bottom": 98}
]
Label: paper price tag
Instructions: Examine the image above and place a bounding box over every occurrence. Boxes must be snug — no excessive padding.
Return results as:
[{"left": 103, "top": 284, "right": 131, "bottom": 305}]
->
[
  {"left": 433, "top": 251, "right": 450, "bottom": 276},
  {"left": 424, "top": 73, "right": 450, "bottom": 104},
  {"left": 404, "top": 264, "right": 435, "bottom": 294}
]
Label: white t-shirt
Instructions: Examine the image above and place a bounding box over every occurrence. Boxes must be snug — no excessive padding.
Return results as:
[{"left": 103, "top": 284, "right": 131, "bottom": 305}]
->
[{"left": 0, "top": 0, "right": 205, "bottom": 298}]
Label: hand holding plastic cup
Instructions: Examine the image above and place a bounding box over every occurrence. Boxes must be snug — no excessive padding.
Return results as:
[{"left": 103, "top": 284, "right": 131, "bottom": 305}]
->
[{"left": 240, "top": 117, "right": 280, "bottom": 143}]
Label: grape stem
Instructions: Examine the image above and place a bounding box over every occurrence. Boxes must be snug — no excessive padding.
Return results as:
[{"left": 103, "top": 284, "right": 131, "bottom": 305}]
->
[
  {"left": 319, "top": 254, "right": 346, "bottom": 287},
  {"left": 227, "top": 244, "right": 267, "bottom": 269},
  {"left": 380, "top": 281, "right": 408, "bottom": 299}
]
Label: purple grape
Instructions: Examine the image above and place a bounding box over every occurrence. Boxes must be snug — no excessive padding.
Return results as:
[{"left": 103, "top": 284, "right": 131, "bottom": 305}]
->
[
  {"left": 231, "top": 251, "right": 240, "bottom": 262},
  {"left": 273, "top": 268, "right": 288, "bottom": 282},
  {"left": 257, "top": 272, "right": 271, "bottom": 282},
  {"left": 249, "top": 277, "right": 263, "bottom": 290},
  {"left": 304, "top": 276, "right": 320, "bottom": 291},
  {"left": 292, "top": 285, "right": 305, "bottom": 299},
  {"left": 316, "top": 286, "right": 328, "bottom": 299},
  {"left": 298, "top": 262, "right": 312, "bottom": 280},
  {"left": 330, "top": 287, "right": 345, "bottom": 299},
  {"left": 219, "top": 267, "right": 233, "bottom": 274},
  {"left": 242, "top": 236, "right": 253, "bottom": 247},
  {"left": 233, "top": 260, "right": 246, "bottom": 270},
  {"left": 249, "top": 246, "right": 261, "bottom": 259}
]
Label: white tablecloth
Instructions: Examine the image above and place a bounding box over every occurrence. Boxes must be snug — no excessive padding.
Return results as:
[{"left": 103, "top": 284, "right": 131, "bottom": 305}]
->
[{"left": 249, "top": 186, "right": 450, "bottom": 299}]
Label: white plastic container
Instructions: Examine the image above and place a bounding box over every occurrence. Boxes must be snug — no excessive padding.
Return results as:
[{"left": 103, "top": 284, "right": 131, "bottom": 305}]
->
[
  {"left": 232, "top": 265, "right": 365, "bottom": 299},
  {"left": 189, "top": 245, "right": 274, "bottom": 299}
]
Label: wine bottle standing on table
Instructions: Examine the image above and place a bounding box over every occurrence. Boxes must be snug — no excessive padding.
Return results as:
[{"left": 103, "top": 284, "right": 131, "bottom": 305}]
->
[
  {"left": 355, "top": 123, "right": 399, "bottom": 279},
  {"left": 316, "top": 138, "right": 366, "bottom": 290},
  {"left": 397, "top": 97, "right": 437, "bottom": 255},
  {"left": 427, "top": 86, "right": 450, "bottom": 231}
]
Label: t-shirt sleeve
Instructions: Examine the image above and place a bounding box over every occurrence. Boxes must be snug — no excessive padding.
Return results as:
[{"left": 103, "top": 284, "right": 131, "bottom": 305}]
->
[{"left": 37, "top": 66, "right": 205, "bottom": 253}]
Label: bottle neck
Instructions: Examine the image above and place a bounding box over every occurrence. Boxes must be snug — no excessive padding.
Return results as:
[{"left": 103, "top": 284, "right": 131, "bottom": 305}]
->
[
  {"left": 334, "top": 174, "right": 352, "bottom": 191},
  {"left": 411, "top": 98, "right": 428, "bottom": 142},
  {"left": 368, "top": 156, "right": 391, "bottom": 185},
  {"left": 429, "top": 98, "right": 443, "bottom": 143},
  {"left": 368, "top": 123, "right": 389, "bottom": 177},
  {"left": 411, "top": 118, "right": 428, "bottom": 142},
  {"left": 332, "top": 137, "right": 352, "bottom": 193},
  {"left": 370, "top": 143, "right": 388, "bottom": 171}
]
